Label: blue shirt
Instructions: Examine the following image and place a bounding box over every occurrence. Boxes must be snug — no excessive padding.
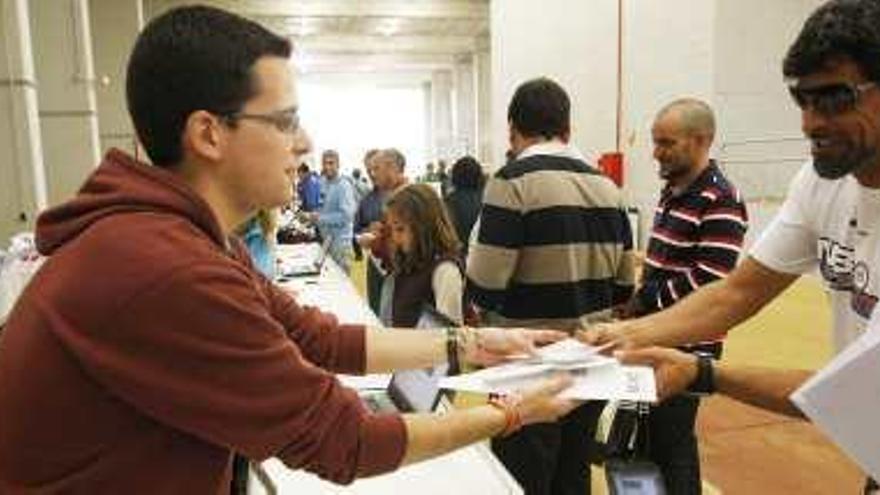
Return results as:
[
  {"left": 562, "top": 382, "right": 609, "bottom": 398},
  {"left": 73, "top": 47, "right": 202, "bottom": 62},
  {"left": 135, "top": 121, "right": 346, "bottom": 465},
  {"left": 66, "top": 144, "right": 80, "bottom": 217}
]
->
[
  {"left": 297, "top": 172, "right": 321, "bottom": 212},
  {"left": 240, "top": 217, "right": 275, "bottom": 278},
  {"left": 317, "top": 175, "right": 357, "bottom": 247}
]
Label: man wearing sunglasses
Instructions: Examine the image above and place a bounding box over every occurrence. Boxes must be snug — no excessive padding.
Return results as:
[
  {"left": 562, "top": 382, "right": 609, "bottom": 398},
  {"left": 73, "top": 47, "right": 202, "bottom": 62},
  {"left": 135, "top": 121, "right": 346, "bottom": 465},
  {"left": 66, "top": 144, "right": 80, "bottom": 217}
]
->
[{"left": 584, "top": 1, "right": 880, "bottom": 491}]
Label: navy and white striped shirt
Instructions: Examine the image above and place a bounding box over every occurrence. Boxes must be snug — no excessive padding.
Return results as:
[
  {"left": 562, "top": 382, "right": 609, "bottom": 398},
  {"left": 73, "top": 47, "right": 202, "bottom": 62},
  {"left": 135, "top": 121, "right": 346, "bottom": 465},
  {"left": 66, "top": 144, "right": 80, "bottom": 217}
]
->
[{"left": 636, "top": 161, "right": 748, "bottom": 330}]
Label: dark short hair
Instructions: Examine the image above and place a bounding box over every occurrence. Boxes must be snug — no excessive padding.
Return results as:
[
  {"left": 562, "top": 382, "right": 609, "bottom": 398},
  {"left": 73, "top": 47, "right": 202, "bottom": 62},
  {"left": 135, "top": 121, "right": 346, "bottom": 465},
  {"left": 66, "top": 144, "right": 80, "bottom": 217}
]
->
[
  {"left": 126, "top": 6, "right": 291, "bottom": 166},
  {"left": 507, "top": 77, "right": 570, "bottom": 139},
  {"left": 451, "top": 156, "right": 484, "bottom": 190},
  {"left": 322, "top": 149, "right": 339, "bottom": 161},
  {"left": 784, "top": 0, "right": 880, "bottom": 83},
  {"left": 297, "top": 163, "right": 310, "bottom": 174}
]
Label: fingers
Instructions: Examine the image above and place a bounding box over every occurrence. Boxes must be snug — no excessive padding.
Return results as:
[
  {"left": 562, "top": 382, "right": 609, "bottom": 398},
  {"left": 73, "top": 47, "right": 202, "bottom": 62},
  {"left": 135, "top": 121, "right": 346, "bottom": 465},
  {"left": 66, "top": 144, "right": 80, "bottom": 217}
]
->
[
  {"left": 576, "top": 328, "right": 603, "bottom": 345},
  {"left": 534, "top": 373, "right": 574, "bottom": 396},
  {"left": 528, "top": 329, "right": 567, "bottom": 345},
  {"left": 577, "top": 323, "right": 636, "bottom": 353},
  {"left": 614, "top": 348, "right": 662, "bottom": 366}
]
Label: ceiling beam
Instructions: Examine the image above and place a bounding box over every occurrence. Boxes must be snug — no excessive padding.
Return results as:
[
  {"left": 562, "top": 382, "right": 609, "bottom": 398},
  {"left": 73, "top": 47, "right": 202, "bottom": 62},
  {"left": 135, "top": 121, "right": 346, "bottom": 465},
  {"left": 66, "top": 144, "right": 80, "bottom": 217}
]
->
[
  {"left": 295, "top": 51, "right": 457, "bottom": 72},
  {"left": 295, "top": 34, "right": 478, "bottom": 56},
  {"left": 168, "top": 0, "right": 489, "bottom": 20}
]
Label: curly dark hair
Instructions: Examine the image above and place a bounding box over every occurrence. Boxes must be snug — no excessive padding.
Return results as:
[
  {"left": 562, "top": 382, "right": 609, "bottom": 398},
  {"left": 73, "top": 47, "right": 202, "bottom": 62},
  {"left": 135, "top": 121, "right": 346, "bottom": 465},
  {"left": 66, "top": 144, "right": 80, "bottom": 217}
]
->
[
  {"left": 783, "top": 0, "right": 880, "bottom": 82},
  {"left": 127, "top": 6, "right": 291, "bottom": 166},
  {"left": 450, "top": 156, "right": 484, "bottom": 190}
]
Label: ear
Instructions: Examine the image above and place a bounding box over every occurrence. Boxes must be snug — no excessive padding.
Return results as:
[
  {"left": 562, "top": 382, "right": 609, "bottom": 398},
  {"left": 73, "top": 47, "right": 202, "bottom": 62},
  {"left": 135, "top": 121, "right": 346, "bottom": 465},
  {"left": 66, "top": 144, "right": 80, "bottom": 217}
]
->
[
  {"left": 182, "top": 110, "right": 226, "bottom": 163},
  {"left": 560, "top": 126, "right": 571, "bottom": 144},
  {"left": 695, "top": 132, "right": 713, "bottom": 150}
]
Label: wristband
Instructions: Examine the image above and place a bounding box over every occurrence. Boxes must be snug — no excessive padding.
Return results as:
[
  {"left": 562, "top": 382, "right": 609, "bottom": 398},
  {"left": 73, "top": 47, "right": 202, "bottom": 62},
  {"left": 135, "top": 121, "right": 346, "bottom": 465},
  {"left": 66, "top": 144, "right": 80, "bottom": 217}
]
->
[
  {"left": 686, "top": 353, "right": 716, "bottom": 396},
  {"left": 446, "top": 327, "right": 461, "bottom": 375},
  {"left": 487, "top": 393, "right": 523, "bottom": 436}
]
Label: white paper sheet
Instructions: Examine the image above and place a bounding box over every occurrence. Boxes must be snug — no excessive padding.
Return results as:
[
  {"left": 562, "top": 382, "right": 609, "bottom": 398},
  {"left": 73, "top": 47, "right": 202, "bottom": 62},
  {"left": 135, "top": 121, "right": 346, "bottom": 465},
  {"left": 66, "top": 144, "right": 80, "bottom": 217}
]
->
[
  {"left": 791, "top": 323, "right": 880, "bottom": 481},
  {"left": 440, "top": 340, "right": 656, "bottom": 402}
]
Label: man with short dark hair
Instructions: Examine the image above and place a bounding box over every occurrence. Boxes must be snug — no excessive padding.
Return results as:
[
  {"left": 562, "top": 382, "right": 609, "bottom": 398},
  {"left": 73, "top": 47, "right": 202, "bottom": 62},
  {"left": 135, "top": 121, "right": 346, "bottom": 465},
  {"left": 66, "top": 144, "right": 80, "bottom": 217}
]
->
[
  {"left": 468, "top": 77, "right": 636, "bottom": 495},
  {"left": 585, "top": 1, "right": 880, "bottom": 491},
  {"left": 0, "top": 7, "right": 580, "bottom": 493},
  {"left": 617, "top": 98, "right": 747, "bottom": 494}
]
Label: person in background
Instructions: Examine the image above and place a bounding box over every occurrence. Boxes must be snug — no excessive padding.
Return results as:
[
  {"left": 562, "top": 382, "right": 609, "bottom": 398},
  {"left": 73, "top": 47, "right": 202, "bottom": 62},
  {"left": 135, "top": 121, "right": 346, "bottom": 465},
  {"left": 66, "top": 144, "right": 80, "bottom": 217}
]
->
[
  {"left": 356, "top": 148, "right": 407, "bottom": 314},
  {"left": 437, "top": 159, "right": 452, "bottom": 197},
  {"left": 0, "top": 6, "right": 581, "bottom": 493},
  {"left": 306, "top": 149, "right": 357, "bottom": 274},
  {"left": 380, "top": 183, "right": 463, "bottom": 326},
  {"left": 421, "top": 162, "right": 438, "bottom": 183},
  {"left": 467, "top": 77, "right": 636, "bottom": 495},
  {"left": 614, "top": 98, "right": 747, "bottom": 494},
  {"left": 351, "top": 168, "right": 372, "bottom": 201},
  {"left": 353, "top": 149, "right": 381, "bottom": 262},
  {"left": 236, "top": 209, "right": 277, "bottom": 278},
  {"left": 444, "top": 155, "right": 485, "bottom": 258},
  {"left": 296, "top": 163, "right": 321, "bottom": 212}
]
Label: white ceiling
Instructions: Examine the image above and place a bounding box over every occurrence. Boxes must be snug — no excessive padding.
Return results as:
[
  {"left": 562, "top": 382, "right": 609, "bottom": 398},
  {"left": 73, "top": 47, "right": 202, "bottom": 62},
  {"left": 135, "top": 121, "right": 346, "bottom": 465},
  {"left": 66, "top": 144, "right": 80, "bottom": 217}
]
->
[{"left": 143, "top": 0, "right": 490, "bottom": 74}]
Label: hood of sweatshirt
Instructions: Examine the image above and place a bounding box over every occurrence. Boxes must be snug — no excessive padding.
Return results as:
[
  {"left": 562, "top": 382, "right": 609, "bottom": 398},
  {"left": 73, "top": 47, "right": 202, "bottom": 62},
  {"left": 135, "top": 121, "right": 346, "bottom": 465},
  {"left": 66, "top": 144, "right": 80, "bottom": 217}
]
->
[{"left": 36, "top": 148, "right": 224, "bottom": 256}]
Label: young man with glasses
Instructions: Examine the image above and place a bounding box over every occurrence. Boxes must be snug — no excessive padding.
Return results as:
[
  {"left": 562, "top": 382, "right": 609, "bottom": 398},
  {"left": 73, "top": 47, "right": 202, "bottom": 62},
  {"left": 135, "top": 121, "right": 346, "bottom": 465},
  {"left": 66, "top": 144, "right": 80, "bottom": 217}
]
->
[
  {"left": 0, "top": 6, "right": 580, "bottom": 493},
  {"left": 585, "top": 1, "right": 880, "bottom": 491}
]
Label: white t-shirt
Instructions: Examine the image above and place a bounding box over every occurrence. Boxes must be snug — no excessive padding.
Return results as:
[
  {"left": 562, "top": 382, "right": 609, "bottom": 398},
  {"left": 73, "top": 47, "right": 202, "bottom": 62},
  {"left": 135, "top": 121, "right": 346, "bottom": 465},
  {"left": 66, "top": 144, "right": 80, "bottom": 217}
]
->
[{"left": 751, "top": 162, "right": 880, "bottom": 351}]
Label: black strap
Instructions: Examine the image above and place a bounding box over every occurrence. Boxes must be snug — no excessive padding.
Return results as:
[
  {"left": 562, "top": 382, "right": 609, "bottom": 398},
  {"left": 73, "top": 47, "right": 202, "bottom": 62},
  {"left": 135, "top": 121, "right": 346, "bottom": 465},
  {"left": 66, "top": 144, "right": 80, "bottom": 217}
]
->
[{"left": 604, "top": 401, "right": 652, "bottom": 461}]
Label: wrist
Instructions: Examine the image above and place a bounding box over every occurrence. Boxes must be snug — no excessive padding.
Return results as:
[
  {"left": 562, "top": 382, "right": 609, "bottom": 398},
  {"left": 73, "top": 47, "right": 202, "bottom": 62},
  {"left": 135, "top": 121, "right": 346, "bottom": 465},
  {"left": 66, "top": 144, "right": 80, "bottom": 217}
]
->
[
  {"left": 456, "top": 326, "right": 480, "bottom": 366},
  {"left": 686, "top": 353, "right": 715, "bottom": 396},
  {"left": 486, "top": 394, "right": 523, "bottom": 437},
  {"left": 445, "top": 327, "right": 461, "bottom": 375}
]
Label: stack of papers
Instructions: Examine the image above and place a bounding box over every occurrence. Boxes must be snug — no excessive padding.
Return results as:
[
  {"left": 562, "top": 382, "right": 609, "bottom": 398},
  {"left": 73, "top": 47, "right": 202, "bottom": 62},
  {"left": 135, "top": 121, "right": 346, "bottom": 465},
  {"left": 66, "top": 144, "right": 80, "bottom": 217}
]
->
[
  {"left": 439, "top": 339, "right": 657, "bottom": 402},
  {"left": 791, "top": 326, "right": 880, "bottom": 481}
]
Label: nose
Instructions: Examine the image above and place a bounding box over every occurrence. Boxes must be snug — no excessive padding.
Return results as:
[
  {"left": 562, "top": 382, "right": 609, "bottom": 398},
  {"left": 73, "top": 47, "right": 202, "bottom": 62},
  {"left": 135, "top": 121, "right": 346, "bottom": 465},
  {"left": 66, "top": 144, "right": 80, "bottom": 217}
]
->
[
  {"left": 290, "top": 127, "right": 312, "bottom": 157},
  {"left": 801, "top": 105, "right": 830, "bottom": 137}
]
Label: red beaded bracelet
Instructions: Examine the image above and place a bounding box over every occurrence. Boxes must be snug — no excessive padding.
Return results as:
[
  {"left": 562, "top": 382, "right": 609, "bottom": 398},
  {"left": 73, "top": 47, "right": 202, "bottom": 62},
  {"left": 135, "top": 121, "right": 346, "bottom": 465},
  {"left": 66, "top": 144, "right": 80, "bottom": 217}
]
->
[{"left": 487, "top": 393, "right": 523, "bottom": 437}]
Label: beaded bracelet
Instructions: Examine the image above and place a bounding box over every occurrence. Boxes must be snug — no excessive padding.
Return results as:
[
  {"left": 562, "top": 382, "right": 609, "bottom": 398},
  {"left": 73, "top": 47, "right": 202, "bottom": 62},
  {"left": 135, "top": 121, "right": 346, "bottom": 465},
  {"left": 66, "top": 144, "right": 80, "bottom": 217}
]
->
[{"left": 487, "top": 393, "right": 524, "bottom": 437}]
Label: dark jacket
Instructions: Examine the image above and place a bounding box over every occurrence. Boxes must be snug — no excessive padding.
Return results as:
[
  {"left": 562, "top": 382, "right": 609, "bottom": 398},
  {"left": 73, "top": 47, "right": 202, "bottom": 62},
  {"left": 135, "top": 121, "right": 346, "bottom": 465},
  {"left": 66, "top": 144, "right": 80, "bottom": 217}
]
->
[{"left": 445, "top": 188, "right": 483, "bottom": 250}]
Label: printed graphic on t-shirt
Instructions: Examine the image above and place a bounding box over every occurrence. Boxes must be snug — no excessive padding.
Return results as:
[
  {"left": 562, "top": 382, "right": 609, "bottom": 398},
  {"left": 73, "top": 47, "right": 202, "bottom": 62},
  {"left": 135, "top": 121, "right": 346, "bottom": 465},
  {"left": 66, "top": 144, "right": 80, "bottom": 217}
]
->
[
  {"left": 818, "top": 237, "right": 854, "bottom": 290},
  {"left": 818, "top": 236, "right": 878, "bottom": 319}
]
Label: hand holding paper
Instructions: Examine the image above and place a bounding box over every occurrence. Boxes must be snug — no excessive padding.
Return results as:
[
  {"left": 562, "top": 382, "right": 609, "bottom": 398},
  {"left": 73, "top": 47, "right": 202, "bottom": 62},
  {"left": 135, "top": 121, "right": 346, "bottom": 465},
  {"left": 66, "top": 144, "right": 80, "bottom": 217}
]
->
[
  {"left": 462, "top": 327, "right": 568, "bottom": 366},
  {"left": 442, "top": 338, "right": 657, "bottom": 402}
]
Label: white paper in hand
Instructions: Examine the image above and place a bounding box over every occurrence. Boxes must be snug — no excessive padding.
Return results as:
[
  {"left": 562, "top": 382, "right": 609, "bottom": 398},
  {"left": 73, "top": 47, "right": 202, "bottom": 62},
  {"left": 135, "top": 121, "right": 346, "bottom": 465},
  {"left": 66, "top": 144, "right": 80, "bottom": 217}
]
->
[
  {"left": 791, "top": 323, "right": 880, "bottom": 481},
  {"left": 439, "top": 339, "right": 656, "bottom": 401}
]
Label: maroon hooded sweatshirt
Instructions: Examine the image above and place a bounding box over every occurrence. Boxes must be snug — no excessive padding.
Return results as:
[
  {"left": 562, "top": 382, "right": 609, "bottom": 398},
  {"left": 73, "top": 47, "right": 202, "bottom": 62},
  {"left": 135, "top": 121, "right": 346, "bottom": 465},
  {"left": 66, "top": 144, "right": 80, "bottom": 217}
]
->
[{"left": 0, "top": 149, "right": 406, "bottom": 494}]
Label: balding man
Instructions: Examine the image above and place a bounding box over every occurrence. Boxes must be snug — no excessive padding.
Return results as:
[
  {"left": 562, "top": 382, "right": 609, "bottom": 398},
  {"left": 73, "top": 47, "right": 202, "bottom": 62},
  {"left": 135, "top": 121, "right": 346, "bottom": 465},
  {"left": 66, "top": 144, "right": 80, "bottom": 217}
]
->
[{"left": 616, "top": 98, "right": 748, "bottom": 493}]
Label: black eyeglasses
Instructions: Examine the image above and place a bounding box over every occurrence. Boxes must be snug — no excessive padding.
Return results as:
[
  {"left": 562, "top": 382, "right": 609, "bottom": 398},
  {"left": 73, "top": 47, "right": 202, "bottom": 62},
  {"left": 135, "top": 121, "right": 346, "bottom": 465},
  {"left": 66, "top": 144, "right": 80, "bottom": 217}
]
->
[
  {"left": 787, "top": 80, "right": 875, "bottom": 115},
  {"left": 220, "top": 107, "right": 300, "bottom": 134}
]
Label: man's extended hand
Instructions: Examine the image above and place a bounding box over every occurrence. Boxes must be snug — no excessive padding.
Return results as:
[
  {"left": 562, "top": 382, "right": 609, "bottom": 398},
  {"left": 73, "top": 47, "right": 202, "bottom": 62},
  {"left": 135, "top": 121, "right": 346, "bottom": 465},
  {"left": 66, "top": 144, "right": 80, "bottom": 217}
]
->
[
  {"left": 576, "top": 320, "right": 644, "bottom": 352},
  {"left": 462, "top": 327, "right": 567, "bottom": 366},
  {"left": 615, "top": 347, "right": 698, "bottom": 401}
]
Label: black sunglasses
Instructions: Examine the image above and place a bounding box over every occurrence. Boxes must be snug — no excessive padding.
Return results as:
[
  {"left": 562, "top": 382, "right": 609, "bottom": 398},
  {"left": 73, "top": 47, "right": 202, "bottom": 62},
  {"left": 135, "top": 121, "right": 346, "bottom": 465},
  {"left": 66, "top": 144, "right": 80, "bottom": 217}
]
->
[
  {"left": 787, "top": 80, "right": 875, "bottom": 115},
  {"left": 220, "top": 107, "right": 300, "bottom": 134}
]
